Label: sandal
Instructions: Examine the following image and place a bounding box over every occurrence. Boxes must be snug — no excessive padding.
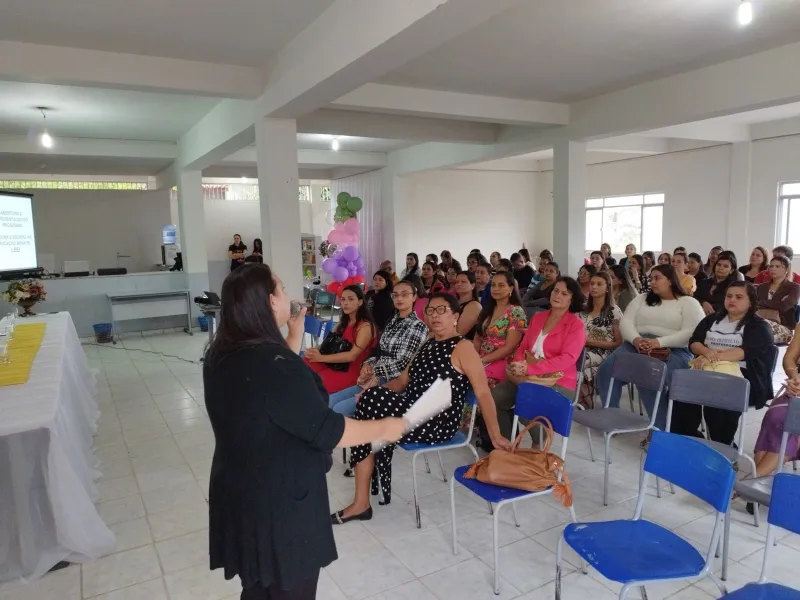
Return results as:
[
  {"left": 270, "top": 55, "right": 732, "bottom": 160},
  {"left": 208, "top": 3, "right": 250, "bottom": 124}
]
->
[{"left": 331, "top": 506, "right": 373, "bottom": 525}]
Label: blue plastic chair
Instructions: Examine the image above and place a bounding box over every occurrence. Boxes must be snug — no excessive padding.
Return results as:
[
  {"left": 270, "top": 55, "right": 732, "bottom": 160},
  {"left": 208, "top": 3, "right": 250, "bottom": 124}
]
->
[
  {"left": 400, "top": 388, "right": 481, "bottom": 528},
  {"left": 451, "top": 384, "right": 576, "bottom": 595},
  {"left": 302, "top": 315, "right": 335, "bottom": 349},
  {"left": 720, "top": 473, "right": 800, "bottom": 600},
  {"left": 557, "top": 431, "right": 736, "bottom": 600}
]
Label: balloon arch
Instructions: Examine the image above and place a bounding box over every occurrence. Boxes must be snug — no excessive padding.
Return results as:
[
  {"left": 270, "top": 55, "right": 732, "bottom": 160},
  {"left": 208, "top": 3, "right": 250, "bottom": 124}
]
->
[{"left": 320, "top": 192, "right": 365, "bottom": 296}]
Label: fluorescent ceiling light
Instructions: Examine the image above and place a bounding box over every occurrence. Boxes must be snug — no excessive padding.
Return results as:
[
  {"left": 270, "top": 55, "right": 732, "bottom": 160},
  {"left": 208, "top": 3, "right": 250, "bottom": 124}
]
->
[{"left": 738, "top": 1, "right": 753, "bottom": 26}]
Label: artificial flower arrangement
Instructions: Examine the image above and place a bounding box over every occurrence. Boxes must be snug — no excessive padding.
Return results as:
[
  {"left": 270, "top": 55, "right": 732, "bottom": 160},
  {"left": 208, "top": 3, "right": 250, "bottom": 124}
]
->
[{"left": 2, "top": 279, "right": 47, "bottom": 304}]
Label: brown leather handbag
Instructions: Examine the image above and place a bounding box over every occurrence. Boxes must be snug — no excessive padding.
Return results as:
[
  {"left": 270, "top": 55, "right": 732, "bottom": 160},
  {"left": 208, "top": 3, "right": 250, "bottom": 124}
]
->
[
  {"left": 464, "top": 416, "right": 572, "bottom": 506},
  {"left": 638, "top": 347, "right": 671, "bottom": 361}
]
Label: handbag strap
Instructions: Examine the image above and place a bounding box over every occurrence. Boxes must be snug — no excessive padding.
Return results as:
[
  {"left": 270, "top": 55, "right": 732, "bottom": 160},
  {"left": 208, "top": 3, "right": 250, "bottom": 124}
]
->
[{"left": 510, "top": 416, "right": 554, "bottom": 454}]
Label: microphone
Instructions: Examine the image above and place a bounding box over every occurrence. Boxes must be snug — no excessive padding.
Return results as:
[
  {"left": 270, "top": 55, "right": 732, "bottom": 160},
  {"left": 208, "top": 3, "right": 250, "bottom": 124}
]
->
[{"left": 290, "top": 300, "right": 303, "bottom": 318}]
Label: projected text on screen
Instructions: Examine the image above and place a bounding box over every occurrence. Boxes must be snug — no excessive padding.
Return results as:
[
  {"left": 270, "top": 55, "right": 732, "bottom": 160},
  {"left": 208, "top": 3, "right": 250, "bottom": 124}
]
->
[{"left": 0, "top": 193, "right": 38, "bottom": 272}]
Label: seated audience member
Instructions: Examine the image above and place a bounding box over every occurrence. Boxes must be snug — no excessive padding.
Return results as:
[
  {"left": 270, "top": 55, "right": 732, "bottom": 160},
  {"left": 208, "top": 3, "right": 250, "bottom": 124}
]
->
[
  {"left": 474, "top": 272, "right": 527, "bottom": 387},
  {"left": 590, "top": 250, "right": 607, "bottom": 272},
  {"left": 495, "top": 258, "right": 513, "bottom": 273},
  {"left": 753, "top": 245, "right": 800, "bottom": 284},
  {"left": 328, "top": 280, "right": 428, "bottom": 418},
  {"left": 380, "top": 260, "right": 400, "bottom": 284},
  {"left": 658, "top": 252, "right": 672, "bottom": 266},
  {"left": 489, "top": 251, "right": 502, "bottom": 269},
  {"left": 454, "top": 271, "right": 482, "bottom": 340},
  {"left": 671, "top": 252, "right": 697, "bottom": 295},
  {"left": 756, "top": 254, "right": 800, "bottom": 343},
  {"left": 605, "top": 256, "right": 618, "bottom": 267},
  {"left": 420, "top": 261, "right": 445, "bottom": 296},
  {"left": 304, "top": 285, "right": 377, "bottom": 393},
  {"left": 365, "top": 270, "right": 395, "bottom": 331},
  {"left": 609, "top": 264, "right": 637, "bottom": 313},
  {"left": 687, "top": 252, "right": 708, "bottom": 284},
  {"left": 620, "top": 243, "right": 637, "bottom": 269},
  {"left": 444, "top": 265, "right": 459, "bottom": 293},
  {"left": 579, "top": 271, "right": 623, "bottom": 408},
  {"left": 740, "top": 246, "right": 769, "bottom": 283},
  {"left": 577, "top": 264, "right": 597, "bottom": 299},
  {"left": 403, "top": 273, "right": 429, "bottom": 322},
  {"left": 601, "top": 243, "right": 612, "bottom": 262},
  {"left": 642, "top": 251, "right": 656, "bottom": 274},
  {"left": 470, "top": 248, "right": 482, "bottom": 255},
  {"left": 596, "top": 265, "right": 705, "bottom": 433},
  {"left": 475, "top": 262, "right": 493, "bottom": 306},
  {"left": 703, "top": 246, "right": 723, "bottom": 278},
  {"left": 401, "top": 253, "right": 420, "bottom": 278},
  {"left": 439, "top": 250, "right": 461, "bottom": 274},
  {"left": 511, "top": 252, "right": 536, "bottom": 290},
  {"left": 670, "top": 281, "right": 774, "bottom": 445},
  {"left": 519, "top": 248, "right": 535, "bottom": 270},
  {"left": 627, "top": 253, "right": 649, "bottom": 293},
  {"left": 674, "top": 246, "right": 686, "bottom": 255},
  {"left": 491, "top": 277, "right": 586, "bottom": 439},
  {"left": 748, "top": 324, "right": 800, "bottom": 513},
  {"left": 534, "top": 249, "right": 555, "bottom": 283},
  {"left": 333, "top": 293, "right": 511, "bottom": 518},
  {"left": 425, "top": 253, "right": 439, "bottom": 267},
  {"left": 695, "top": 250, "right": 738, "bottom": 315},
  {"left": 523, "top": 261, "right": 560, "bottom": 313},
  {"left": 467, "top": 252, "right": 488, "bottom": 273}
]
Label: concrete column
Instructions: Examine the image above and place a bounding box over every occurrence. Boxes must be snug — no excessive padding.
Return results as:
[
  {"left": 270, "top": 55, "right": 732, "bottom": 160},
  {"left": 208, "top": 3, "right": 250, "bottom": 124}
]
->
[
  {"left": 380, "top": 169, "right": 411, "bottom": 268},
  {"left": 553, "top": 140, "right": 587, "bottom": 274},
  {"left": 176, "top": 169, "right": 209, "bottom": 299},
  {"left": 726, "top": 141, "right": 752, "bottom": 262},
  {"left": 255, "top": 118, "right": 303, "bottom": 297}
]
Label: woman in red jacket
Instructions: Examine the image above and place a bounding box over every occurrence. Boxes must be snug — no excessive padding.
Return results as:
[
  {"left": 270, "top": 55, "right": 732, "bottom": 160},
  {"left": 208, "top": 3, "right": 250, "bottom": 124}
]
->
[{"left": 490, "top": 276, "right": 586, "bottom": 439}]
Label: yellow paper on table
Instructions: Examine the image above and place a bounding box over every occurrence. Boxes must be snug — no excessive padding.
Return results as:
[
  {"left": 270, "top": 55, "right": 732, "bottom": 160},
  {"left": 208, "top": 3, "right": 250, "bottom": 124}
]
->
[{"left": 0, "top": 323, "right": 47, "bottom": 386}]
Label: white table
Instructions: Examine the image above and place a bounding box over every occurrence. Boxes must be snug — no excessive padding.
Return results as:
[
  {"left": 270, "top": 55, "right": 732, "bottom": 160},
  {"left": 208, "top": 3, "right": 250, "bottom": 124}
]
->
[
  {"left": 107, "top": 289, "right": 192, "bottom": 341},
  {"left": 0, "top": 312, "right": 114, "bottom": 582}
]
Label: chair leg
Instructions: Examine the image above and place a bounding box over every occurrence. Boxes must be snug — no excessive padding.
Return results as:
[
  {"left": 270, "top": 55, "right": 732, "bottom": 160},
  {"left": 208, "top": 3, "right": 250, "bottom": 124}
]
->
[
  {"left": 586, "top": 428, "right": 595, "bottom": 462},
  {"left": 568, "top": 505, "right": 588, "bottom": 575},
  {"left": 493, "top": 505, "right": 501, "bottom": 595},
  {"left": 722, "top": 509, "right": 731, "bottom": 581},
  {"left": 603, "top": 433, "right": 611, "bottom": 506},
  {"left": 639, "top": 586, "right": 648, "bottom": 600},
  {"left": 753, "top": 503, "right": 761, "bottom": 528},
  {"left": 468, "top": 443, "right": 480, "bottom": 462},
  {"left": 556, "top": 536, "right": 565, "bottom": 600},
  {"left": 342, "top": 448, "right": 347, "bottom": 465},
  {"left": 656, "top": 476, "right": 662, "bottom": 499},
  {"left": 708, "top": 574, "right": 728, "bottom": 598},
  {"left": 436, "top": 451, "right": 447, "bottom": 483},
  {"left": 411, "top": 453, "right": 422, "bottom": 528},
  {"left": 449, "top": 477, "right": 458, "bottom": 555},
  {"left": 511, "top": 503, "right": 520, "bottom": 528},
  {"left": 423, "top": 454, "right": 431, "bottom": 474},
  {"left": 628, "top": 383, "right": 635, "bottom": 413}
]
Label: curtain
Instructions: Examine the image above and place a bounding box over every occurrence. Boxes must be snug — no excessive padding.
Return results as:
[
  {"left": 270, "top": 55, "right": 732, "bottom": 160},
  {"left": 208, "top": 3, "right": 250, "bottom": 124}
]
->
[{"left": 330, "top": 172, "right": 383, "bottom": 276}]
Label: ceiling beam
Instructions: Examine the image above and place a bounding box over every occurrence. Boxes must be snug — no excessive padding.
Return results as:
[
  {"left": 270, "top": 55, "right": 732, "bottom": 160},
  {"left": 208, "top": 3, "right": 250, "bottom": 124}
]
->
[
  {"left": 297, "top": 108, "right": 498, "bottom": 143},
  {"left": 259, "top": 0, "right": 523, "bottom": 119},
  {"left": 332, "top": 83, "right": 569, "bottom": 126},
  {"left": 0, "top": 134, "right": 177, "bottom": 159},
  {"left": 636, "top": 122, "right": 750, "bottom": 143},
  {"left": 176, "top": 100, "right": 256, "bottom": 171},
  {"left": 587, "top": 135, "right": 669, "bottom": 154},
  {"left": 221, "top": 147, "right": 387, "bottom": 169},
  {"left": 0, "top": 41, "right": 263, "bottom": 98},
  {"left": 751, "top": 115, "right": 800, "bottom": 140}
]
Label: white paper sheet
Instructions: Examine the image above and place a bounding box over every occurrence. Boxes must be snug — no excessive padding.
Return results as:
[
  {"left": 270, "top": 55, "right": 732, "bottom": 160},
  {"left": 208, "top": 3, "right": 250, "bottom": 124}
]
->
[{"left": 371, "top": 377, "right": 453, "bottom": 452}]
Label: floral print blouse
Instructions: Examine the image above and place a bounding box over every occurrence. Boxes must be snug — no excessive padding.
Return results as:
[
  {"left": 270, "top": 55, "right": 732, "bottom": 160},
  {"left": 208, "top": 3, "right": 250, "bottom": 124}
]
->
[{"left": 479, "top": 305, "right": 528, "bottom": 357}]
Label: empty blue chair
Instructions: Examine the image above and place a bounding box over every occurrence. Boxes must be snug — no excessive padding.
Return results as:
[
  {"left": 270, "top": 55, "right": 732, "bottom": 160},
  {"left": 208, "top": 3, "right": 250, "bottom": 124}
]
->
[
  {"left": 451, "top": 384, "right": 576, "bottom": 595},
  {"left": 400, "top": 388, "right": 480, "bottom": 528},
  {"left": 556, "top": 431, "right": 735, "bottom": 600},
  {"left": 719, "top": 472, "right": 800, "bottom": 600}
]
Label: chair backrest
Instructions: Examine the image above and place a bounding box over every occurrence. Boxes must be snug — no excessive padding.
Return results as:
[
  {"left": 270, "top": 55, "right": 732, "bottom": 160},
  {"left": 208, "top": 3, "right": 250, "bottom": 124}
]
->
[
  {"left": 307, "top": 287, "right": 321, "bottom": 303},
  {"left": 575, "top": 349, "right": 587, "bottom": 391},
  {"left": 784, "top": 397, "right": 800, "bottom": 435},
  {"left": 610, "top": 352, "right": 667, "bottom": 392},
  {"left": 465, "top": 388, "right": 478, "bottom": 407},
  {"left": 314, "top": 291, "right": 336, "bottom": 308},
  {"left": 766, "top": 344, "right": 780, "bottom": 375},
  {"left": 768, "top": 473, "right": 800, "bottom": 534},
  {"left": 515, "top": 384, "right": 574, "bottom": 438},
  {"left": 643, "top": 431, "right": 736, "bottom": 514},
  {"left": 668, "top": 370, "right": 750, "bottom": 412},
  {"left": 304, "top": 315, "right": 324, "bottom": 337}
]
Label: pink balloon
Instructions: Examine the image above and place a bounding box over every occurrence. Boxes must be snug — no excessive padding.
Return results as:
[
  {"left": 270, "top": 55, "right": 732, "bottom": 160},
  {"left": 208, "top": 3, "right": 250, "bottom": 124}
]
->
[
  {"left": 344, "top": 218, "right": 359, "bottom": 235},
  {"left": 327, "top": 230, "right": 344, "bottom": 245}
]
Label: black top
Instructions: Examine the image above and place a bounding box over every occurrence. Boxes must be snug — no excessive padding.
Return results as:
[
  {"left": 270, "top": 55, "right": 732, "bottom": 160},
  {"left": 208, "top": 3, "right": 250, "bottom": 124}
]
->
[
  {"left": 204, "top": 344, "right": 345, "bottom": 590},
  {"left": 365, "top": 289, "right": 395, "bottom": 331},
  {"left": 459, "top": 299, "right": 481, "bottom": 340},
  {"left": 693, "top": 270, "right": 709, "bottom": 285},
  {"left": 738, "top": 265, "right": 757, "bottom": 283},
  {"left": 695, "top": 276, "right": 735, "bottom": 312},
  {"left": 229, "top": 243, "right": 247, "bottom": 271},
  {"left": 513, "top": 265, "right": 535, "bottom": 290},
  {"left": 689, "top": 314, "right": 775, "bottom": 408}
]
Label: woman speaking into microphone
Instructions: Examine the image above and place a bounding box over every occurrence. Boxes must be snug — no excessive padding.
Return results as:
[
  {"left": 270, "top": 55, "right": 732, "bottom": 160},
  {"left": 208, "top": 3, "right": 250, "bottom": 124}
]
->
[{"left": 203, "top": 263, "right": 407, "bottom": 600}]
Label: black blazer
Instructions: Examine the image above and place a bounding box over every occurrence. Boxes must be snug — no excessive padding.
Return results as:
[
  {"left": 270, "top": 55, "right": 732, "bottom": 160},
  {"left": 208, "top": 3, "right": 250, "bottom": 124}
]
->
[
  {"left": 366, "top": 289, "right": 395, "bottom": 331},
  {"left": 689, "top": 314, "right": 776, "bottom": 409},
  {"left": 203, "top": 344, "right": 345, "bottom": 590},
  {"left": 695, "top": 276, "right": 735, "bottom": 312}
]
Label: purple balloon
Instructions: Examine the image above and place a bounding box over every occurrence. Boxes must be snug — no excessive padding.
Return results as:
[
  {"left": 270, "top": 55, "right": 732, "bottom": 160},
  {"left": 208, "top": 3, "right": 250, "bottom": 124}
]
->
[
  {"left": 337, "top": 257, "right": 349, "bottom": 267},
  {"left": 357, "top": 267, "right": 366, "bottom": 277},
  {"left": 322, "top": 258, "right": 337, "bottom": 274},
  {"left": 342, "top": 245, "right": 359, "bottom": 262},
  {"left": 333, "top": 249, "right": 343, "bottom": 260},
  {"left": 355, "top": 257, "right": 364, "bottom": 268},
  {"left": 333, "top": 266, "right": 349, "bottom": 283},
  {"left": 348, "top": 267, "right": 357, "bottom": 277}
]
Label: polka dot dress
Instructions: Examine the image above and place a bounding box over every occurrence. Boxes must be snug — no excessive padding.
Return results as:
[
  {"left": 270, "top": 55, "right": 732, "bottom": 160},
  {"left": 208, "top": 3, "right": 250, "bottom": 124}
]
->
[{"left": 350, "top": 335, "right": 468, "bottom": 503}]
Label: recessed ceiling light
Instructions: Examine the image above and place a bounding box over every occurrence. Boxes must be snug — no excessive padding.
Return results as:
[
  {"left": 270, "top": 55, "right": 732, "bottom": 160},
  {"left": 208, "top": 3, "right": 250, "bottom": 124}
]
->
[
  {"left": 331, "top": 138, "right": 340, "bottom": 151},
  {"left": 738, "top": 1, "right": 753, "bottom": 26},
  {"left": 36, "top": 107, "right": 54, "bottom": 149},
  {"left": 240, "top": 176, "right": 247, "bottom": 182}
]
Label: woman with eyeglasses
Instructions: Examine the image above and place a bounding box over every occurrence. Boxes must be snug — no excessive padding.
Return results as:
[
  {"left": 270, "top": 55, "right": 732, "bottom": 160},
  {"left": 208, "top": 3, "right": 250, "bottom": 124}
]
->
[
  {"left": 327, "top": 280, "right": 429, "bottom": 419},
  {"left": 755, "top": 254, "right": 800, "bottom": 344},
  {"left": 596, "top": 264, "right": 705, "bottom": 434},
  {"left": 333, "top": 293, "right": 512, "bottom": 521}
]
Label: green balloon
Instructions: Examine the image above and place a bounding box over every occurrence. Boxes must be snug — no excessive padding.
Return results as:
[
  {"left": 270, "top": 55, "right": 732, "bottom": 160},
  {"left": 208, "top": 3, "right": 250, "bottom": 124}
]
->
[
  {"left": 336, "top": 192, "right": 351, "bottom": 208},
  {"left": 347, "top": 196, "right": 363, "bottom": 213}
]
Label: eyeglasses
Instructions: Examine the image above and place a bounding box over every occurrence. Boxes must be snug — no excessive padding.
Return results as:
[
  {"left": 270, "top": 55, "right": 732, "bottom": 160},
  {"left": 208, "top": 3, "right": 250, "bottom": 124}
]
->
[
  {"left": 390, "top": 291, "right": 414, "bottom": 299},
  {"left": 424, "top": 305, "right": 452, "bottom": 316}
]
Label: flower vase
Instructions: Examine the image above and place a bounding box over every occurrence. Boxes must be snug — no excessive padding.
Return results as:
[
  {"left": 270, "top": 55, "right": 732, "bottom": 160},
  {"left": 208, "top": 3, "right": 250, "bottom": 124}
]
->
[{"left": 17, "top": 299, "right": 38, "bottom": 317}]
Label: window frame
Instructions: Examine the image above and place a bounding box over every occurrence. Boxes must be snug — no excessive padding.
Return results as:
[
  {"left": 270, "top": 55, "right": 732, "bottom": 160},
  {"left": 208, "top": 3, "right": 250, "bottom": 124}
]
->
[
  {"left": 584, "top": 192, "right": 665, "bottom": 253},
  {"left": 778, "top": 182, "right": 800, "bottom": 248}
]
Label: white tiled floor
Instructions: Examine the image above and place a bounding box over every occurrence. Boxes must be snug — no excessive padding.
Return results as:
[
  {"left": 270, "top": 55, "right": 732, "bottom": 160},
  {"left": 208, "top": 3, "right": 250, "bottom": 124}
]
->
[{"left": 1, "top": 331, "right": 799, "bottom": 600}]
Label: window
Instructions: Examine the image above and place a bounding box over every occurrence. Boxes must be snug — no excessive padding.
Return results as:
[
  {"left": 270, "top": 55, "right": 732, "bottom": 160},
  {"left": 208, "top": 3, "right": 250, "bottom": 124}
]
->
[
  {"left": 0, "top": 179, "right": 148, "bottom": 190},
  {"left": 778, "top": 182, "right": 800, "bottom": 250},
  {"left": 585, "top": 193, "right": 664, "bottom": 253}
]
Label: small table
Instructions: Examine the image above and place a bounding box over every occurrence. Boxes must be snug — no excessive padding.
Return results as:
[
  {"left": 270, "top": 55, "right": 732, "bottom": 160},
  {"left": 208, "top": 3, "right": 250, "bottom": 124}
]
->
[
  {"left": 197, "top": 304, "right": 221, "bottom": 345},
  {"left": 107, "top": 290, "right": 192, "bottom": 341}
]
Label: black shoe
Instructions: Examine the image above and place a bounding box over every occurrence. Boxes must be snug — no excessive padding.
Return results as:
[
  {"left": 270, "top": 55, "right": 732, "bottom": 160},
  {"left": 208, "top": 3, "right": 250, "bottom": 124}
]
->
[
  {"left": 331, "top": 506, "right": 373, "bottom": 525},
  {"left": 343, "top": 468, "right": 353, "bottom": 477},
  {"left": 746, "top": 502, "right": 755, "bottom": 515}
]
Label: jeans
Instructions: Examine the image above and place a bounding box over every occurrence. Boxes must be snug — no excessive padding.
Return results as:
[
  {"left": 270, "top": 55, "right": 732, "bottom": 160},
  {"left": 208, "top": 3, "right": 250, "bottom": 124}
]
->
[
  {"left": 595, "top": 336, "right": 692, "bottom": 431},
  {"left": 328, "top": 378, "right": 387, "bottom": 416}
]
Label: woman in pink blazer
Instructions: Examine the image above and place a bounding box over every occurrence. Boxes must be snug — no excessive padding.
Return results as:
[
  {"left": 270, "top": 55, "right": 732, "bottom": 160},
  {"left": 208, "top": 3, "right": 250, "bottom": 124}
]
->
[{"left": 490, "top": 277, "right": 586, "bottom": 440}]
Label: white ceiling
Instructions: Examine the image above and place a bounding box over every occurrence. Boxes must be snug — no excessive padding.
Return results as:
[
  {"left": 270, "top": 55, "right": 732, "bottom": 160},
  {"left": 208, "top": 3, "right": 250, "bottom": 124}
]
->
[
  {"left": 296, "top": 134, "right": 414, "bottom": 153},
  {"left": 0, "top": 154, "right": 171, "bottom": 176},
  {"left": 0, "top": 0, "right": 334, "bottom": 66},
  {"left": 0, "top": 81, "right": 219, "bottom": 141},
  {"left": 383, "top": 0, "right": 800, "bottom": 102}
]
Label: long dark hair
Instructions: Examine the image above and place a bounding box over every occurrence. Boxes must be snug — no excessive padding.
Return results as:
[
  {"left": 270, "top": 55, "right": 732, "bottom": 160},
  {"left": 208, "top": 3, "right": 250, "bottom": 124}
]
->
[
  {"left": 336, "top": 284, "right": 376, "bottom": 337},
  {"left": 555, "top": 276, "right": 586, "bottom": 313},
  {"left": 371, "top": 270, "right": 393, "bottom": 296},
  {"left": 476, "top": 271, "right": 523, "bottom": 335},
  {"left": 714, "top": 281, "right": 757, "bottom": 332},
  {"left": 402, "top": 273, "right": 427, "bottom": 299},
  {"left": 609, "top": 264, "right": 631, "bottom": 292},
  {"left": 406, "top": 253, "right": 420, "bottom": 274},
  {"left": 252, "top": 238, "right": 263, "bottom": 253},
  {"left": 204, "top": 263, "right": 286, "bottom": 366},
  {"left": 455, "top": 270, "right": 478, "bottom": 301},
  {"left": 704, "top": 245, "right": 724, "bottom": 271},
  {"left": 714, "top": 250, "right": 738, "bottom": 281},
  {"left": 645, "top": 264, "right": 687, "bottom": 306},
  {"left": 586, "top": 272, "right": 614, "bottom": 319}
]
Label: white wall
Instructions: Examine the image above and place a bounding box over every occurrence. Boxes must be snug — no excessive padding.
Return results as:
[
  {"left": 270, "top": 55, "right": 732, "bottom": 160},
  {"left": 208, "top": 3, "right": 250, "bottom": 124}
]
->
[
  {"left": 402, "top": 169, "right": 537, "bottom": 266},
  {"left": 31, "top": 189, "right": 171, "bottom": 273}
]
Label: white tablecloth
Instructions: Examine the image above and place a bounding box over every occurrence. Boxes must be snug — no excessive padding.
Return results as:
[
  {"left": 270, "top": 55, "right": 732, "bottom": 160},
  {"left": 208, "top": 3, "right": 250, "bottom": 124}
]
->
[{"left": 0, "top": 312, "right": 114, "bottom": 582}]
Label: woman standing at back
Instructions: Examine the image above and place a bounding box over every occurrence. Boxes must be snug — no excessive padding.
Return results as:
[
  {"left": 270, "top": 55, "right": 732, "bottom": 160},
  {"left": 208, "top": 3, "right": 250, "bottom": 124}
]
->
[{"left": 203, "top": 263, "right": 407, "bottom": 599}]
